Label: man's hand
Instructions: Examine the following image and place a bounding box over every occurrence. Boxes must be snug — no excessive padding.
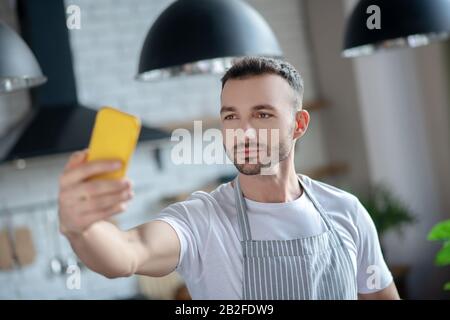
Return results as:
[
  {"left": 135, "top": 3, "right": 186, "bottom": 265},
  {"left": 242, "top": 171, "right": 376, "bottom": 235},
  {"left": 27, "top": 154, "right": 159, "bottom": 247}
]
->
[
  {"left": 58, "top": 149, "right": 181, "bottom": 279},
  {"left": 58, "top": 149, "right": 134, "bottom": 236}
]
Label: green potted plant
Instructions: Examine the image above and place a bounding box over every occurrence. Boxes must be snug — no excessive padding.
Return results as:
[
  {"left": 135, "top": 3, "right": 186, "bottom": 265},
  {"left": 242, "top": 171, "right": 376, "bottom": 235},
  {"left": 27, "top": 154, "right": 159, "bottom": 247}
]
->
[
  {"left": 427, "top": 219, "right": 450, "bottom": 291},
  {"left": 359, "top": 184, "right": 415, "bottom": 240},
  {"left": 358, "top": 184, "right": 416, "bottom": 298}
]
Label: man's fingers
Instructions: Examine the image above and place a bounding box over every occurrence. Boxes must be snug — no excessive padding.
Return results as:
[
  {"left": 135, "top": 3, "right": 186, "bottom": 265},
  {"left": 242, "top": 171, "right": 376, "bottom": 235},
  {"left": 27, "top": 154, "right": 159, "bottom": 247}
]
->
[
  {"left": 82, "top": 202, "right": 129, "bottom": 227},
  {"left": 69, "top": 179, "right": 132, "bottom": 201},
  {"left": 60, "top": 160, "right": 122, "bottom": 189},
  {"left": 64, "top": 149, "right": 89, "bottom": 171},
  {"left": 77, "top": 189, "right": 133, "bottom": 213}
]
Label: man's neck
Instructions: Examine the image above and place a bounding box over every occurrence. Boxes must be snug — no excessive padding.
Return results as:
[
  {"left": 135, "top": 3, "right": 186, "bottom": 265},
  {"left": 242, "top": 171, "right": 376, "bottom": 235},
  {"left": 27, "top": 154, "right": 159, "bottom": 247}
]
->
[{"left": 236, "top": 158, "right": 302, "bottom": 203}]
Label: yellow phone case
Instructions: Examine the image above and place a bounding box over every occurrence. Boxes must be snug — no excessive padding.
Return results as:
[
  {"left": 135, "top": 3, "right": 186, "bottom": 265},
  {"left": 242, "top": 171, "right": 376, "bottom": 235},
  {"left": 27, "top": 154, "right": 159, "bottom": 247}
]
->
[{"left": 87, "top": 107, "right": 141, "bottom": 180}]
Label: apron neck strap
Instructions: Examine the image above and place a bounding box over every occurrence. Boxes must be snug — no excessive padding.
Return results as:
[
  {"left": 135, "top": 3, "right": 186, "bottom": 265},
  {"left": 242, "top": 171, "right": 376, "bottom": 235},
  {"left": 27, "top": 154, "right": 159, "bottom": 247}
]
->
[
  {"left": 296, "top": 174, "right": 335, "bottom": 231},
  {"left": 233, "top": 174, "right": 336, "bottom": 242},
  {"left": 233, "top": 176, "right": 253, "bottom": 241}
]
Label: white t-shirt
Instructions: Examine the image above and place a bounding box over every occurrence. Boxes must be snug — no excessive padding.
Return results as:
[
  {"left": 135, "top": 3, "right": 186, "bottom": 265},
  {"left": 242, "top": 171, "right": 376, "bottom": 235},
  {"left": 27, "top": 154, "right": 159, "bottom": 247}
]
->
[{"left": 151, "top": 174, "right": 393, "bottom": 299}]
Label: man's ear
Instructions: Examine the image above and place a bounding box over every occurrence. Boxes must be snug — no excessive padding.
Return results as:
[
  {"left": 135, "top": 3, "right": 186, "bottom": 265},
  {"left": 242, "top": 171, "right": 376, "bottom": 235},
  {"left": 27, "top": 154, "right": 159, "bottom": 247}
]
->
[{"left": 294, "top": 109, "right": 309, "bottom": 139}]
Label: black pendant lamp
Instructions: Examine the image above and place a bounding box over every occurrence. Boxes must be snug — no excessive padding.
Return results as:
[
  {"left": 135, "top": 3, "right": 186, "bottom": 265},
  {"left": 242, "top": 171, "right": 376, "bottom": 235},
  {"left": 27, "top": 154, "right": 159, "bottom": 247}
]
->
[
  {"left": 343, "top": 0, "right": 450, "bottom": 58},
  {"left": 0, "top": 21, "right": 47, "bottom": 93},
  {"left": 136, "top": 0, "right": 283, "bottom": 81}
]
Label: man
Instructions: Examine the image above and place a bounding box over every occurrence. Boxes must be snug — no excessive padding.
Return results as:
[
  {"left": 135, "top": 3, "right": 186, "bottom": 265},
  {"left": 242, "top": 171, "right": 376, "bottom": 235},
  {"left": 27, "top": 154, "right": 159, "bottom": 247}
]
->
[{"left": 58, "top": 57, "right": 399, "bottom": 300}]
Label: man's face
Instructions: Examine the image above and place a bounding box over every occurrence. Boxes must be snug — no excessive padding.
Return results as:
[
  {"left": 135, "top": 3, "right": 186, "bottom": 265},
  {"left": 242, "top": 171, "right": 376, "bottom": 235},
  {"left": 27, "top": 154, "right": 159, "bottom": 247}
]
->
[{"left": 220, "top": 74, "right": 299, "bottom": 175}]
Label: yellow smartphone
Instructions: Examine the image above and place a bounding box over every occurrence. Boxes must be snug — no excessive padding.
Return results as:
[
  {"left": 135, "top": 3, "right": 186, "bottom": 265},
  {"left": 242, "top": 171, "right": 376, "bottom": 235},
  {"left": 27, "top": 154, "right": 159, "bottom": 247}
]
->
[{"left": 86, "top": 107, "right": 141, "bottom": 180}]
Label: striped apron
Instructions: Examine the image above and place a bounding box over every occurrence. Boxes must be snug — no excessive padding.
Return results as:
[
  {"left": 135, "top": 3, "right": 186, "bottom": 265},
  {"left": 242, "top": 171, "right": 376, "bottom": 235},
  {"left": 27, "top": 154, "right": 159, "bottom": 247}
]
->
[{"left": 233, "top": 174, "right": 358, "bottom": 300}]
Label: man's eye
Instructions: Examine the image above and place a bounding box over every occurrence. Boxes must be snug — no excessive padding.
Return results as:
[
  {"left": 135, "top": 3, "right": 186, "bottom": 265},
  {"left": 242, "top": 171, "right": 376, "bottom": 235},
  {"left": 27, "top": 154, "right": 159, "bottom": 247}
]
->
[
  {"left": 224, "top": 115, "right": 236, "bottom": 120},
  {"left": 258, "top": 113, "right": 272, "bottom": 119}
]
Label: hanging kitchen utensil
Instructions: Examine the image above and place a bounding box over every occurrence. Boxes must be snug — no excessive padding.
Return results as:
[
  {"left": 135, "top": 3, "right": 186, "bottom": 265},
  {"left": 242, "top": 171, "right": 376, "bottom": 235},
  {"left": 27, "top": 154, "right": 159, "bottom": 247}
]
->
[
  {"left": 0, "top": 206, "right": 16, "bottom": 270},
  {"left": 45, "top": 207, "right": 65, "bottom": 275},
  {"left": 0, "top": 228, "right": 14, "bottom": 270},
  {"left": 13, "top": 226, "right": 36, "bottom": 267}
]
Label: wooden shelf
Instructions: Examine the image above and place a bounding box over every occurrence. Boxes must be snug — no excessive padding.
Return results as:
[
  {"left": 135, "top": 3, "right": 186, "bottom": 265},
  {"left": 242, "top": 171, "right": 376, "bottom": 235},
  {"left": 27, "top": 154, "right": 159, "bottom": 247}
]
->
[
  {"left": 304, "top": 162, "right": 349, "bottom": 180},
  {"left": 304, "top": 99, "right": 328, "bottom": 112}
]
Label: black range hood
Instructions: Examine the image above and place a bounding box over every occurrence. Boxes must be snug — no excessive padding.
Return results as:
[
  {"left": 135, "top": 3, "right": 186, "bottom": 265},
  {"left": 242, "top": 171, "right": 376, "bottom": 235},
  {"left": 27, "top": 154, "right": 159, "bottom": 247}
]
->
[{"left": 1, "top": 0, "right": 169, "bottom": 162}]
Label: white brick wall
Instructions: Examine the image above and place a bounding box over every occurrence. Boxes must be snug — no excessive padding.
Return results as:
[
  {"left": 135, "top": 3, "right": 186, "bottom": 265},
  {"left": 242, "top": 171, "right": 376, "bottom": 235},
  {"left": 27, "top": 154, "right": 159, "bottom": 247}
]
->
[
  {"left": 246, "top": 0, "right": 318, "bottom": 101},
  {"left": 0, "top": 0, "right": 328, "bottom": 299},
  {"left": 65, "top": 0, "right": 319, "bottom": 120},
  {"left": 65, "top": 0, "right": 222, "bottom": 125}
]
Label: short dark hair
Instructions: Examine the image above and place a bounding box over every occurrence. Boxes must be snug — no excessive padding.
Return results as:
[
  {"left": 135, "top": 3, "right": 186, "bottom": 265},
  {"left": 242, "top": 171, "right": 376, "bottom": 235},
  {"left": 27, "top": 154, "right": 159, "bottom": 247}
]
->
[{"left": 221, "top": 56, "right": 304, "bottom": 109}]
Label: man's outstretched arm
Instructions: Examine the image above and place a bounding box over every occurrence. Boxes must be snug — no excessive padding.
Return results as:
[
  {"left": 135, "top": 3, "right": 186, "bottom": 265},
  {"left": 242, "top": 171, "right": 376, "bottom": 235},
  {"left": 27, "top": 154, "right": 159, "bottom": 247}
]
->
[{"left": 59, "top": 150, "right": 181, "bottom": 279}]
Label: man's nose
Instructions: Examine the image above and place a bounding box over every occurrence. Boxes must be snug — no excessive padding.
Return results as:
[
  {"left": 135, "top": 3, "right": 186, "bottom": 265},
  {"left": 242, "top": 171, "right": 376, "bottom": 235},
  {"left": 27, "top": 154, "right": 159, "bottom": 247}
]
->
[
  {"left": 240, "top": 123, "right": 257, "bottom": 140},
  {"left": 238, "top": 120, "right": 256, "bottom": 135}
]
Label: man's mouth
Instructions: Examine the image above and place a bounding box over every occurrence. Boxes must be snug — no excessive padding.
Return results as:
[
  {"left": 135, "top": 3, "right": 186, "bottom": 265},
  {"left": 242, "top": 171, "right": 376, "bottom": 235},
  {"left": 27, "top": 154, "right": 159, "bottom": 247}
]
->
[
  {"left": 244, "top": 148, "right": 258, "bottom": 155},
  {"left": 236, "top": 147, "right": 263, "bottom": 156}
]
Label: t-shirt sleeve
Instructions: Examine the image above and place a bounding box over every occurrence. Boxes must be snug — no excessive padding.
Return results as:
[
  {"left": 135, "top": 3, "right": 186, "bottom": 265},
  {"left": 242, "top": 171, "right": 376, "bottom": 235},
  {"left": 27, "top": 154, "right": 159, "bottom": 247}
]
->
[
  {"left": 354, "top": 199, "right": 394, "bottom": 294},
  {"left": 149, "top": 197, "right": 208, "bottom": 281}
]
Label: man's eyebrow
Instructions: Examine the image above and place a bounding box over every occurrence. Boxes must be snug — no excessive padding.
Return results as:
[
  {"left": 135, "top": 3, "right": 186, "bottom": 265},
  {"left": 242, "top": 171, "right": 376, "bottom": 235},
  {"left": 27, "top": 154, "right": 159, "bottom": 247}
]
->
[
  {"left": 220, "top": 106, "right": 236, "bottom": 114},
  {"left": 252, "top": 104, "right": 277, "bottom": 111},
  {"left": 220, "top": 104, "right": 277, "bottom": 114}
]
